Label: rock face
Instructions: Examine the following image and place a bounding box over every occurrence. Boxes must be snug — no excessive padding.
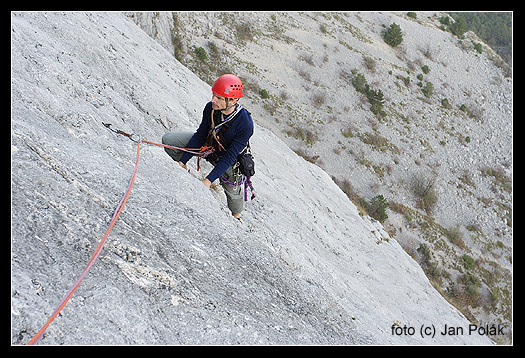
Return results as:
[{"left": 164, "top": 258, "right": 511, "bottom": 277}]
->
[
  {"left": 12, "top": 12, "right": 494, "bottom": 345},
  {"left": 130, "top": 11, "right": 512, "bottom": 341}
]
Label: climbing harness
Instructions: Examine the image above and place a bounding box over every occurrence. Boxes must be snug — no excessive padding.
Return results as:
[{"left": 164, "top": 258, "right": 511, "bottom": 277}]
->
[
  {"left": 26, "top": 121, "right": 254, "bottom": 344},
  {"left": 220, "top": 174, "right": 256, "bottom": 201},
  {"left": 207, "top": 105, "right": 243, "bottom": 153}
]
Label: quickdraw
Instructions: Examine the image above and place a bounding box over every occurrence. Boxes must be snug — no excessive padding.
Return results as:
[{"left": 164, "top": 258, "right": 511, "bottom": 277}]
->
[
  {"left": 102, "top": 122, "right": 138, "bottom": 142},
  {"left": 101, "top": 122, "right": 214, "bottom": 170}
]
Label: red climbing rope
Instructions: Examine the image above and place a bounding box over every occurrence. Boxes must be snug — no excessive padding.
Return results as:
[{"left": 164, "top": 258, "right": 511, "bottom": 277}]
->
[
  {"left": 26, "top": 123, "right": 215, "bottom": 345},
  {"left": 27, "top": 137, "right": 142, "bottom": 345}
]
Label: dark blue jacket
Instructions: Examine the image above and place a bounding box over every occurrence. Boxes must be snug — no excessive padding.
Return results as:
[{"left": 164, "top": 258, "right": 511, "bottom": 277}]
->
[{"left": 180, "top": 102, "right": 254, "bottom": 183}]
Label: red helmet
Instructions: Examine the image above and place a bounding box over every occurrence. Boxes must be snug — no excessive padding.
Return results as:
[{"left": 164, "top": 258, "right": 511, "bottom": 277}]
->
[{"left": 212, "top": 74, "right": 243, "bottom": 99}]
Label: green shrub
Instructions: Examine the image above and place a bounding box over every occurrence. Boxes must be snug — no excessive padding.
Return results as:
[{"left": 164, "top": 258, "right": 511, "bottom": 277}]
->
[
  {"left": 367, "top": 195, "right": 389, "bottom": 222},
  {"left": 441, "top": 98, "right": 452, "bottom": 109},
  {"left": 383, "top": 23, "right": 403, "bottom": 47},
  {"left": 474, "top": 42, "right": 483, "bottom": 54},
  {"left": 462, "top": 254, "right": 476, "bottom": 270},
  {"left": 422, "top": 82, "right": 434, "bottom": 97},
  {"left": 396, "top": 74, "right": 410, "bottom": 86},
  {"left": 366, "top": 87, "right": 386, "bottom": 118},
  {"left": 439, "top": 16, "right": 450, "bottom": 26},
  {"left": 417, "top": 243, "right": 432, "bottom": 264},
  {"left": 462, "top": 273, "right": 480, "bottom": 306},
  {"left": 194, "top": 46, "right": 207, "bottom": 61},
  {"left": 417, "top": 243, "right": 441, "bottom": 279},
  {"left": 352, "top": 73, "right": 368, "bottom": 93},
  {"left": 450, "top": 17, "right": 468, "bottom": 38},
  {"left": 410, "top": 173, "right": 438, "bottom": 214},
  {"left": 259, "top": 88, "right": 270, "bottom": 99},
  {"left": 352, "top": 72, "right": 386, "bottom": 119},
  {"left": 363, "top": 56, "right": 377, "bottom": 73}
]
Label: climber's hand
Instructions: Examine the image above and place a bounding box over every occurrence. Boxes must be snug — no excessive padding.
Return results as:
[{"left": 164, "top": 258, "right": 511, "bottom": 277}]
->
[
  {"left": 202, "top": 178, "right": 211, "bottom": 188},
  {"left": 178, "top": 161, "right": 188, "bottom": 171}
]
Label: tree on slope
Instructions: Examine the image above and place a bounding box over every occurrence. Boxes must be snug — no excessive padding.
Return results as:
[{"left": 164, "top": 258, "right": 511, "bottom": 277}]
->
[{"left": 383, "top": 23, "right": 403, "bottom": 47}]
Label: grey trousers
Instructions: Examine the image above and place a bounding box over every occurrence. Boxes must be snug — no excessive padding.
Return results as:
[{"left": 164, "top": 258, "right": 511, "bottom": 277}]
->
[{"left": 162, "top": 131, "right": 245, "bottom": 214}]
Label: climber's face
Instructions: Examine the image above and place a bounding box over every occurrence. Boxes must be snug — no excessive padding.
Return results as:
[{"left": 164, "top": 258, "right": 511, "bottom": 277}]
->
[
  {"left": 212, "top": 93, "right": 238, "bottom": 112},
  {"left": 211, "top": 93, "right": 226, "bottom": 110}
]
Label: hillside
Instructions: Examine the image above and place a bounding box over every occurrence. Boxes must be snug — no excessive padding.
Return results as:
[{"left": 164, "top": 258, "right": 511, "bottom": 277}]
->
[
  {"left": 129, "top": 11, "right": 512, "bottom": 343},
  {"left": 12, "top": 12, "right": 497, "bottom": 345}
]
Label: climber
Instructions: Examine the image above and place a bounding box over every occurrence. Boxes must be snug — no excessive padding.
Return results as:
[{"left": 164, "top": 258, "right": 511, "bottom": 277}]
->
[{"left": 162, "top": 74, "right": 254, "bottom": 221}]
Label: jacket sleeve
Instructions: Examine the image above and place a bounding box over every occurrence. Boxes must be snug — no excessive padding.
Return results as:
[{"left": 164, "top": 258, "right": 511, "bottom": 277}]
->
[
  {"left": 179, "top": 102, "right": 212, "bottom": 164},
  {"left": 206, "top": 112, "right": 254, "bottom": 183}
]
